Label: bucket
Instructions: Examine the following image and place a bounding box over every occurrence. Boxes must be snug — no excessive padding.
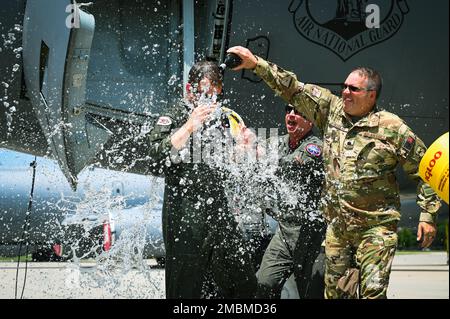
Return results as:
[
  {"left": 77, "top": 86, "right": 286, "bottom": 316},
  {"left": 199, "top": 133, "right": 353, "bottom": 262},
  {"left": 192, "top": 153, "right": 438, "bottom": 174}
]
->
[{"left": 419, "top": 132, "right": 449, "bottom": 204}]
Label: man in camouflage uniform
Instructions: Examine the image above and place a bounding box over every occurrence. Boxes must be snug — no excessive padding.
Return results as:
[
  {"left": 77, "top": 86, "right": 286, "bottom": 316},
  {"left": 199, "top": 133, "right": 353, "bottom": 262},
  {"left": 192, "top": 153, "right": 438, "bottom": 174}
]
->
[
  {"left": 227, "top": 46, "right": 441, "bottom": 299},
  {"left": 257, "top": 104, "right": 326, "bottom": 299},
  {"left": 146, "top": 61, "right": 256, "bottom": 298}
]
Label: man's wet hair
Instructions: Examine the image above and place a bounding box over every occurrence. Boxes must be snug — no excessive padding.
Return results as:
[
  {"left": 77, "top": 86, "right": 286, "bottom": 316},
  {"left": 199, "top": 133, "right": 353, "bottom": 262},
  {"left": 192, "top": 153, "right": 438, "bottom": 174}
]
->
[
  {"left": 188, "top": 61, "right": 223, "bottom": 88},
  {"left": 352, "top": 66, "right": 383, "bottom": 99}
]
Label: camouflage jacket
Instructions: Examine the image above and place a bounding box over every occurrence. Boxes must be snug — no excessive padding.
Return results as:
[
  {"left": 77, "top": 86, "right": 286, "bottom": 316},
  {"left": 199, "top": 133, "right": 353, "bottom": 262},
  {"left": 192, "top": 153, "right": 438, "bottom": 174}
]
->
[{"left": 254, "top": 57, "right": 441, "bottom": 228}]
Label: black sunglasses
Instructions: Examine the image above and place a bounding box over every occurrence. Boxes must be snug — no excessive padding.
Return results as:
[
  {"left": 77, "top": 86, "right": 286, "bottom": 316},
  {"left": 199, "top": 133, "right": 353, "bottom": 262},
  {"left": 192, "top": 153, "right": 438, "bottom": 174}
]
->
[
  {"left": 341, "top": 84, "right": 374, "bottom": 93},
  {"left": 285, "top": 105, "right": 305, "bottom": 117}
]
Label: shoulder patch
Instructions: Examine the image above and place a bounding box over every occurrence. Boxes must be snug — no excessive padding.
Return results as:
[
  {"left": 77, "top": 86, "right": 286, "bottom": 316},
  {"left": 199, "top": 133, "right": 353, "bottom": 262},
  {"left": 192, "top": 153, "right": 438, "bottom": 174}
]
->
[
  {"left": 280, "top": 76, "right": 293, "bottom": 88},
  {"left": 402, "top": 135, "right": 415, "bottom": 155},
  {"left": 311, "top": 86, "right": 322, "bottom": 99},
  {"left": 305, "top": 143, "right": 322, "bottom": 157},
  {"left": 156, "top": 116, "right": 172, "bottom": 126}
]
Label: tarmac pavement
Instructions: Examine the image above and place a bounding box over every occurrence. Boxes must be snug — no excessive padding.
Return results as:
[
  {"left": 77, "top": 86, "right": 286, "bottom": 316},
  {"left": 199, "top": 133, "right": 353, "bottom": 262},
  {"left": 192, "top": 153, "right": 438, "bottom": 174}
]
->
[
  {"left": 388, "top": 251, "right": 448, "bottom": 299},
  {"left": 0, "top": 252, "right": 448, "bottom": 299}
]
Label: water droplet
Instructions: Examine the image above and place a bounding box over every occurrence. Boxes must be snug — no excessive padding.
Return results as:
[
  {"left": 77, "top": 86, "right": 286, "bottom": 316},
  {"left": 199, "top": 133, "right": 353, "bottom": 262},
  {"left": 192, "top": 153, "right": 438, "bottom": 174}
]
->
[{"left": 167, "top": 74, "right": 177, "bottom": 86}]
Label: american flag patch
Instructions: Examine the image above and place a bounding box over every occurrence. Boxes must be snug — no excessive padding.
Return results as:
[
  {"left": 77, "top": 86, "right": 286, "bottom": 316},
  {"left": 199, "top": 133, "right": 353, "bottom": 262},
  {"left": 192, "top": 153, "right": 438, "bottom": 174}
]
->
[
  {"left": 402, "top": 136, "right": 415, "bottom": 154},
  {"left": 311, "top": 86, "right": 322, "bottom": 98}
]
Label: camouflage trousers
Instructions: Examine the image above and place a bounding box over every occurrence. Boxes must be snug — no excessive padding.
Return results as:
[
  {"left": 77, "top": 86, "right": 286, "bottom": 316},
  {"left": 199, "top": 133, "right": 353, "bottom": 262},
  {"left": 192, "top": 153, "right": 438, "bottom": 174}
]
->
[{"left": 324, "top": 220, "right": 398, "bottom": 299}]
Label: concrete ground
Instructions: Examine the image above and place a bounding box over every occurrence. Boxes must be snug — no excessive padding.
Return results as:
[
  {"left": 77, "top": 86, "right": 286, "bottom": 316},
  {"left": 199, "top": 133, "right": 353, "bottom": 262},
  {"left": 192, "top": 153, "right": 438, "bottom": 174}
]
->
[
  {"left": 388, "top": 251, "right": 448, "bottom": 299},
  {"left": 0, "top": 252, "right": 448, "bottom": 299},
  {"left": 0, "top": 259, "right": 166, "bottom": 299}
]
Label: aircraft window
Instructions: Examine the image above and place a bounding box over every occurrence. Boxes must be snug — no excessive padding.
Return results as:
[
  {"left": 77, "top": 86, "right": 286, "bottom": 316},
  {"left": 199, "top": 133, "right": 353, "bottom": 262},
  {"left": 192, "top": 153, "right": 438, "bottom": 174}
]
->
[{"left": 84, "top": 0, "right": 180, "bottom": 116}]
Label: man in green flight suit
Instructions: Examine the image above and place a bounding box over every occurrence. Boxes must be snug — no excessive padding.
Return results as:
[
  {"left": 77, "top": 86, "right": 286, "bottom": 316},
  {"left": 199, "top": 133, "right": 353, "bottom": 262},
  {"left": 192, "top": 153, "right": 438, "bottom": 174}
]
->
[
  {"left": 257, "top": 104, "right": 326, "bottom": 299},
  {"left": 226, "top": 46, "right": 442, "bottom": 299},
  {"left": 146, "top": 61, "right": 256, "bottom": 298}
]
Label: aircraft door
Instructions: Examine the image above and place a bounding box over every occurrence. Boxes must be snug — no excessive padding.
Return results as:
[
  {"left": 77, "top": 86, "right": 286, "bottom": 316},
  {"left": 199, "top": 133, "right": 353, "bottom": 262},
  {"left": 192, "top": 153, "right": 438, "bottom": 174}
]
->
[{"left": 22, "top": 0, "right": 107, "bottom": 189}]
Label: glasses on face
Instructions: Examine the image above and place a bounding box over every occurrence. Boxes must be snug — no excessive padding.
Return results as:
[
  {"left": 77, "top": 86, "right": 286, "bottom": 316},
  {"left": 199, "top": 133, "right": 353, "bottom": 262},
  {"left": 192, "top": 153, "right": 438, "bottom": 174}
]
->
[
  {"left": 285, "top": 105, "right": 305, "bottom": 117},
  {"left": 341, "top": 84, "right": 373, "bottom": 93}
]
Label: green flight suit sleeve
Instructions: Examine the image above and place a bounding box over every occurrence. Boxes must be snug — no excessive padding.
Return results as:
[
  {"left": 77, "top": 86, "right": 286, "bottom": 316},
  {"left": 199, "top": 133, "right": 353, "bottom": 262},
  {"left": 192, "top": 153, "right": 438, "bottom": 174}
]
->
[
  {"left": 253, "top": 57, "right": 336, "bottom": 133},
  {"left": 146, "top": 105, "right": 185, "bottom": 177},
  {"left": 395, "top": 123, "right": 442, "bottom": 223}
]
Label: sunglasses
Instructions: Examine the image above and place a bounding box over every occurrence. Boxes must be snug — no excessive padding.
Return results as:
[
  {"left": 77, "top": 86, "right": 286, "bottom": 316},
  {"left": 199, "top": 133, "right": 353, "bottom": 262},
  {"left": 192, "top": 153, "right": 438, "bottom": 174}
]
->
[
  {"left": 341, "top": 84, "right": 374, "bottom": 93},
  {"left": 285, "top": 105, "right": 305, "bottom": 117}
]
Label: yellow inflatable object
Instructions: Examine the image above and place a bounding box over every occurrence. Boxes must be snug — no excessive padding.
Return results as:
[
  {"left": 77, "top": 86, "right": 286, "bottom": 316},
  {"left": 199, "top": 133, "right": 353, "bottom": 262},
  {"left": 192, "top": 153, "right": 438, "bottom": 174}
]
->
[
  {"left": 221, "top": 106, "right": 244, "bottom": 138},
  {"left": 419, "top": 132, "right": 449, "bottom": 204}
]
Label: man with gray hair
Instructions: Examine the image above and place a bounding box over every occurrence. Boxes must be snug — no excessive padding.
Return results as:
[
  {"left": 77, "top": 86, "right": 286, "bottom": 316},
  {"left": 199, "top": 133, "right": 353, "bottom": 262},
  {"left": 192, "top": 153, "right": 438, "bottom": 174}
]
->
[{"left": 226, "top": 45, "right": 441, "bottom": 299}]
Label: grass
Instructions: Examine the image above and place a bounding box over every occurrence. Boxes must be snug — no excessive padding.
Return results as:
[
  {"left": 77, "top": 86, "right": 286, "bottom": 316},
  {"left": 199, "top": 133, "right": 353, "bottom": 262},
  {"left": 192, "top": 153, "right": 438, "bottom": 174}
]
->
[
  {"left": 396, "top": 250, "right": 447, "bottom": 255},
  {"left": 0, "top": 255, "right": 33, "bottom": 262},
  {"left": 0, "top": 255, "right": 98, "bottom": 263}
]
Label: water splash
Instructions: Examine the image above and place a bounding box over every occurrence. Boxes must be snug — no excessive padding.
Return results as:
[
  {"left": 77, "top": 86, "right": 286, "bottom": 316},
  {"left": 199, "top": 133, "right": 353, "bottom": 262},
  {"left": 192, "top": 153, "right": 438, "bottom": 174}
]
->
[
  {"left": 1, "top": 24, "right": 23, "bottom": 136},
  {"left": 56, "top": 171, "right": 165, "bottom": 298}
]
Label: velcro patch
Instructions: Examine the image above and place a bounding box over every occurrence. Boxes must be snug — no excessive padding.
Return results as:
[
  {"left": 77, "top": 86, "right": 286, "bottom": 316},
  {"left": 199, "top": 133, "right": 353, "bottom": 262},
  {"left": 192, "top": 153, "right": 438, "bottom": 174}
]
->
[
  {"left": 306, "top": 143, "right": 322, "bottom": 157},
  {"left": 156, "top": 116, "right": 172, "bottom": 126},
  {"left": 402, "top": 136, "right": 415, "bottom": 154},
  {"left": 311, "top": 86, "right": 322, "bottom": 98},
  {"left": 280, "top": 76, "right": 293, "bottom": 88}
]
